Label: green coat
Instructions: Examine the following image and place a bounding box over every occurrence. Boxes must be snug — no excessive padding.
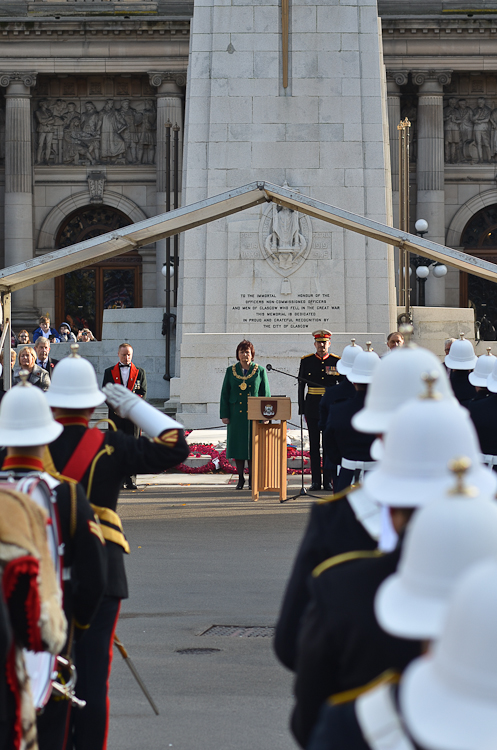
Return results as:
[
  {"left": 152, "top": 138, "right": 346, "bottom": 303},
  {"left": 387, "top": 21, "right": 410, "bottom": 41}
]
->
[{"left": 220, "top": 362, "right": 271, "bottom": 460}]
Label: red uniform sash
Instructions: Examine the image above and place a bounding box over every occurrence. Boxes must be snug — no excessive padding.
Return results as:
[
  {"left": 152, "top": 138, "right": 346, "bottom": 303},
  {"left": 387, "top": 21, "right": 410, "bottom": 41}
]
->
[
  {"left": 61, "top": 428, "right": 105, "bottom": 482},
  {"left": 111, "top": 362, "right": 139, "bottom": 392}
]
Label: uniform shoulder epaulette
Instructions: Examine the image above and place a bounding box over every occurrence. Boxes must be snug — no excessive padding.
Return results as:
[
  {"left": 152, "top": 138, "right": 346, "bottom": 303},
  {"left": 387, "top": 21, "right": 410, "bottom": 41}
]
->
[
  {"left": 312, "top": 549, "right": 383, "bottom": 578},
  {"left": 330, "top": 353, "right": 341, "bottom": 359},
  {"left": 317, "top": 483, "right": 358, "bottom": 505},
  {"left": 301, "top": 353, "right": 314, "bottom": 359}
]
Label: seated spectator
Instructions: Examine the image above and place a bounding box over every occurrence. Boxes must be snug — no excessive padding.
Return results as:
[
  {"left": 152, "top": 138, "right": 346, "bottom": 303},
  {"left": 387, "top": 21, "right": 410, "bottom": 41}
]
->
[
  {"left": 13, "top": 346, "right": 50, "bottom": 391},
  {"left": 34, "top": 336, "right": 58, "bottom": 380},
  {"left": 33, "top": 315, "right": 60, "bottom": 344},
  {"left": 59, "top": 322, "right": 77, "bottom": 343},
  {"left": 17, "top": 329, "right": 30, "bottom": 345},
  {"left": 77, "top": 328, "right": 96, "bottom": 342},
  {"left": 0, "top": 349, "right": 16, "bottom": 396}
]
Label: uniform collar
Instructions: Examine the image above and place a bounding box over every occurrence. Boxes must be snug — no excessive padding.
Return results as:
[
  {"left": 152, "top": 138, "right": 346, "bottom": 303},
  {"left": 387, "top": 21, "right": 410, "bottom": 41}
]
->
[
  {"left": 55, "top": 415, "right": 89, "bottom": 427},
  {"left": 2, "top": 455, "right": 44, "bottom": 472},
  {"left": 315, "top": 353, "right": 330, "bottom": 361}
]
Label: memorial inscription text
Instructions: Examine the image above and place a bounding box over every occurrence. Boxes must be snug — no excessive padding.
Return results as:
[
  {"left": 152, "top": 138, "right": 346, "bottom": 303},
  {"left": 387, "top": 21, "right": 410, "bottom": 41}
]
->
[{"left": 232, "top": 293, "right": 340, "bottom": 330}]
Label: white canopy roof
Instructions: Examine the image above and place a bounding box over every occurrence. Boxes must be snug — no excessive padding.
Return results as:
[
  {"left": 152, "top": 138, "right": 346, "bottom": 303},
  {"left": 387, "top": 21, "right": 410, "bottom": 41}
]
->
[{"left": 0, "top": 181, "right": 494, "bottom": 292}]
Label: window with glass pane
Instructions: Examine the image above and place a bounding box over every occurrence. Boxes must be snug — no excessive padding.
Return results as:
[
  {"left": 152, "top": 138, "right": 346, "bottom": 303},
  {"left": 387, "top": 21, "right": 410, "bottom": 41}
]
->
[
  {"left": 64, "top": 269, "right": 97, "bottom": 333},
  {"left": 103, "top": 269, "right": 135, "bottom": 310}
]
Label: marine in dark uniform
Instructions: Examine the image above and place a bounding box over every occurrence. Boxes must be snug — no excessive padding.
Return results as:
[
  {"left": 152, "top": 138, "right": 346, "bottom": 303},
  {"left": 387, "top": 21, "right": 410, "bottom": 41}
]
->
[
  {"left": 298, "top": 330, "right": 342, "bottom": 491},
  {"left": 291, "top": 539, "right": 421, "bottom": 749},
  {"left": 102, "top": 342, "right": 147, "bottom": 490},
  {"left": 45, "top": 349, "right": 189, "bottom": 750},
  {"left": 468, "top": 390, "right": 497, "bottom": 471},
  {"left": 274, "top": 486, "right": 379, "bottom": 672}
]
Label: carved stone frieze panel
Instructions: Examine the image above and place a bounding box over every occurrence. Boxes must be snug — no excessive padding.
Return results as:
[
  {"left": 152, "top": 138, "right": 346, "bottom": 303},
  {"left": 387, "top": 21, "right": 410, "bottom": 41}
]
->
[
  {"left": 442, "top": 73, "right": 497, "bottom": 165},
  {"left": 32, "top": 74, "right": 158, "bottom": 166}
]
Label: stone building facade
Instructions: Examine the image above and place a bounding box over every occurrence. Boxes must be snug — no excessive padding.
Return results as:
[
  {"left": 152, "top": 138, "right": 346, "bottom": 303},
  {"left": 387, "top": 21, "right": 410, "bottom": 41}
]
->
[
  {"left": 0, "top": 4, "right": 188, "bottom": 336},
  {"left": 381, "top": 0, "right": 497, "bottom": 334},
  {"left": 1, "top": 0, "right": 497, "bottom": 347}
]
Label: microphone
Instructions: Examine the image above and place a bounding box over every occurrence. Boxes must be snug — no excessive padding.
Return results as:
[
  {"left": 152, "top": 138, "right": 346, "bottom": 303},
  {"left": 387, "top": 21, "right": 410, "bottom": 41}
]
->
[{"left": 266, "top": 364, "right": 273, "bottom": 371}]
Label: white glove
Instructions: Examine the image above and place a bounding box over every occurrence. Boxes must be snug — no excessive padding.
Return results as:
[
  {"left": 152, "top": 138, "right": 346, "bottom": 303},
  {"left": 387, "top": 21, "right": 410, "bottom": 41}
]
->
[{"left": 103, "top": 383, "right": 183, "bottom": 437}]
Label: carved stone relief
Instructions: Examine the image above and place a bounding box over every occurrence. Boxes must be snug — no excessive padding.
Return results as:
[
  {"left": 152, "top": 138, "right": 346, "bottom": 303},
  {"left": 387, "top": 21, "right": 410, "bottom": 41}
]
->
[
  {"left": 33, "top": 97, "right": 157, "bottom": 166},
  {"left": 443, "top": 74, "right": 497, "bottom": 164},
  {"left": 259, "top": 200, "right": 312, "bottom": 277}
]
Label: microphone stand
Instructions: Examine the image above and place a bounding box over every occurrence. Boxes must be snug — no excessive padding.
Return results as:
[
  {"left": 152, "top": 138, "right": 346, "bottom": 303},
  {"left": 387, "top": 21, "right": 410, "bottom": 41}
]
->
[{"left": 266, "top": 364, "right": 323, "bottom": 502}]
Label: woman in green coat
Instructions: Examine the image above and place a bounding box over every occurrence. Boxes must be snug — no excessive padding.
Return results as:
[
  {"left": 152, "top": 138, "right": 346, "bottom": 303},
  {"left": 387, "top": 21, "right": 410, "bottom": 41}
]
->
[{"left": 220, "top": 339, "right": 271, "bottom": 490}]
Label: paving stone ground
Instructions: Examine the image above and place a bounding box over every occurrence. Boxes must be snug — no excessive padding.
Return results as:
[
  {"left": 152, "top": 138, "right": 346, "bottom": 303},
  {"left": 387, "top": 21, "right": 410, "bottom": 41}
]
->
[{"left": 107, "top": 480, "right": 326, "bottom": 750}]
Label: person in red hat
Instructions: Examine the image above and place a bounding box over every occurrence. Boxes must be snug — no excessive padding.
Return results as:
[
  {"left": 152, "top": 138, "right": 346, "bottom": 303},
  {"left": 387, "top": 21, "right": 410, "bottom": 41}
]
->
[{"left": 298, "top": 330, "right": 342, "bottom": 491}]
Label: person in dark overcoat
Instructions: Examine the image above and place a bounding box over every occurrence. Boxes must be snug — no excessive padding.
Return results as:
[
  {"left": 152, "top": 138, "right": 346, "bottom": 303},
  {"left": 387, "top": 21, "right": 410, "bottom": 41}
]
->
[{"left": 220, "top": 339, "right": 270, "bottom": 490}]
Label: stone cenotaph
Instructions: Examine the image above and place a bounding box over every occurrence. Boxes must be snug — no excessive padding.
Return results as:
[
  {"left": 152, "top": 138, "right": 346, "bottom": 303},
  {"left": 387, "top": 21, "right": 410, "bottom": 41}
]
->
[{"left": 170, "top": 0, "right": 396, "bottom": 427}]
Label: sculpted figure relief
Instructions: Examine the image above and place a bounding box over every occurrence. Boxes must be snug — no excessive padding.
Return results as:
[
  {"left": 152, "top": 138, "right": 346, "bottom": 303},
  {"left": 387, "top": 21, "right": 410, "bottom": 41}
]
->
[
  {"left": 33, "top": 97, "right": 157, "bottom": 166},
  {"left": 471, "top": 97, "right": 492, "bottom": 163},
  {"left": 443, "top": 97, "right": 461, "bottom": 163}
]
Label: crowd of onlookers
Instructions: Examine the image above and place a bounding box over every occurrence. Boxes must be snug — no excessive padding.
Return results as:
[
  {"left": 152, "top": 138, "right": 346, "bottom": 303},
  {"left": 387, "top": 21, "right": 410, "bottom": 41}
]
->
[{"left": 0, "top": 315, "right": 96, "bottom": 392}]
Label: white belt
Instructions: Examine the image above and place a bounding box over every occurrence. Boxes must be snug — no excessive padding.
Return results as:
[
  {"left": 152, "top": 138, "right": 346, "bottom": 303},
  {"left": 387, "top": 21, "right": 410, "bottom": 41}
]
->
[
  {"left": 341, "top": 458, "right": 376, "bottom": 471},
  {"left": 481, "top": 453, "right": 497, "bottom": 467}
]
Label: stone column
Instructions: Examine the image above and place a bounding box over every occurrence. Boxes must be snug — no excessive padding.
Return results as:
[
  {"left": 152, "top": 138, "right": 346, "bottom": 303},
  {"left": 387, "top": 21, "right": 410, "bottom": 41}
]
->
[
  {"left": 1, "top": 72, "right": 37, "bottom": 326},
  {"left": 412, "top": 69, "right": 451, "bottom": 306},
  {"left": 149, "top": 72, "right": 185, "bottom": 307},
  {"left": 386, "top": 71, "right": 408, "bottom": 229}
]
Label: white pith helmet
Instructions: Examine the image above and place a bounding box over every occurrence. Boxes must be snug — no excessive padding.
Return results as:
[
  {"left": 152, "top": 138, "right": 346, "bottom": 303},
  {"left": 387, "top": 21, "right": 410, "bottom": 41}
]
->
[
  {"left": 337, "top": 339, "right": 364, "bottom": 376},
  {"left": 485, "top": 356, "right": 497, "bottom": 393},
  {"left": 346, "top": 342, "right": 380, "bottom": 384},
  {"left": 468, "top": 348, "right": 496, "bottom": 387},
  {"left": 352, "top": 342, "right": 454, "bottom": 435},
  {"left": 444, "top": 332, "right": 477, "bottom": 371},
  {"left": 45, "top": 345, "right": 106, "bottom": 409},
  {"left": 401, "top": 560, "right": 497, "bottom": 750},
  {"left": 375, "top": 457, "right": 497, "bottom": 640},
  {"left": 364, "top": 374, "right": 497, "bottom": 507},
  {"left": 0, "top": 372, "right": 63, "bottom": 446}
]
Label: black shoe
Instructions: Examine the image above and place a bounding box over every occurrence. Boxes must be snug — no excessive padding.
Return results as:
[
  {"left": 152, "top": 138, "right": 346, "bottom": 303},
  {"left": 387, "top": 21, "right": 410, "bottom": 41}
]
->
[
  {"left": 248, "top": 484, "right": 252, "bottom": 490},
  {"left": 128, "top": 483, "right": 138, "bottom": 490},
  {"left": 323, "top": 483, "right": 333, "bottom": 491},
  {"left": 308, "top": 483, "right": 321, "bottom": 491},
  {"left": 236, "top": 478, "right": 245, "bottom": 490}
]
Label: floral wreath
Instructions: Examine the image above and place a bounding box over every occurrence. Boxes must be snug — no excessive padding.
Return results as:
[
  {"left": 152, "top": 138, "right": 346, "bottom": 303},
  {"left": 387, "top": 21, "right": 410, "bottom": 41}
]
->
[{"left": 174, "top": 440, "right": 313, "bottom": 475}]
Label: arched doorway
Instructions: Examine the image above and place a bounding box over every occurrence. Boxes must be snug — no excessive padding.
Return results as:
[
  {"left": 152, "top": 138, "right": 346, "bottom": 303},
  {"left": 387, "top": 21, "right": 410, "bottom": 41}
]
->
[
  {"left": 460, "top": 204, "right": 497, "bottom": 340},
  {"left": 54, "top": 205, "right": 142, "bottom": 340}
]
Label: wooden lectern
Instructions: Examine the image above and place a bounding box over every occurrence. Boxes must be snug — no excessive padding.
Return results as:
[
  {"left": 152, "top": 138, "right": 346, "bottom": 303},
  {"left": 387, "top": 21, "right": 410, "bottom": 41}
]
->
[{"left": 247, "top": 396, "right": 292, "bottom": 502}]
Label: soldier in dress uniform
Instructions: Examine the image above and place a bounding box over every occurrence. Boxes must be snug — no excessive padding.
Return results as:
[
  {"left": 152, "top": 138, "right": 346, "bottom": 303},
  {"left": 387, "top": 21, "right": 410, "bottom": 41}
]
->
[
  {"left": 44, "top": 346, "right": 189, "bottom": 750},
  {"left": 298, "top": 330, "right": 342, "bottom": 491},
  {"left": 308, "top": 556, "right": 497, "bottom": 750},
  {"left": 290, "top": 378, "right": 497, "bottom": 749},
  {"left": 102, "top": 343, "right": 147, "bottom": 490},
  {"left": 444, "top": 333, "right": 477, "bottom": 404},
  {"left": 0, "top": 376, "right": 107, "bottom": 750},
  {"left": 468, "top": 353, "right": 497, "bottom": 471},
  {"left": 324, "top": 345, "right": 379, "bottom": 493},
  {"left": 274, "top": 344, "right": 453, "bottom": 674}
]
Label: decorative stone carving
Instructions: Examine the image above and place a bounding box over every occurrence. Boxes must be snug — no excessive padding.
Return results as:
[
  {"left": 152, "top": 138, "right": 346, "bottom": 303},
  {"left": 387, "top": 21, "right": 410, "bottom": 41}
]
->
[
  {"left": 386, "top": 70, "right": 409, "bottom": 88},
  {"left": 148, "top": 71, "right": 187, "bottom": 89},
  {"left": 444, "top": 97, "right": 461, "bottom": 164},
  {"left": 412, "top": 70, "right": 452, "bottom": 88},
  {"left": 472, "top": 97, "right": 492, "bottom": 163},
  {"left": 259, "top": 190, "right": 312, "bottom": 290},
  {"left": 32, "top": 97, "right": 157, "bottom": 165},
  {"left": 87, "top": 171, "right": 106, "bottom": 204},
  {"left": 441, "top": 95, "right": 497, "bottom": 164},
  {"left": 0, "top": 72, "right": 37, "bottom": 89}
]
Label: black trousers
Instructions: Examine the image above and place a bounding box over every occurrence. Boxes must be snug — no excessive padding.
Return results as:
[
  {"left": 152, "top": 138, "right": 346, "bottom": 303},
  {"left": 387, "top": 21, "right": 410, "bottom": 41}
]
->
[
  {"left": 306, "top": 416, "right": 332, "bottom": 488},
  {"left": 37, "top": 692, "right": 72, "bottom": 750},
  {"left": 73, "top": 596, "right": 121, "bottom": 750}
]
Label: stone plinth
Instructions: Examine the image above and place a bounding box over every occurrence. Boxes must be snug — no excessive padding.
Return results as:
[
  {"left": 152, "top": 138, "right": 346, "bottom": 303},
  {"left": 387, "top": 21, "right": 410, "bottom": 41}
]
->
[{"left": 406, "top": 306, "right": 475, "bottom": 358}]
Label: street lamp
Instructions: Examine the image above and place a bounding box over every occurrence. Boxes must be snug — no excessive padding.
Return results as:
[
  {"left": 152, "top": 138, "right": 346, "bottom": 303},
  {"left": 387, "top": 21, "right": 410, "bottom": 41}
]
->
[
  {"left": 415, "top": 218, "right": 429, "bottom": 237},
  {"left": 415, "top": 265, "right": 429, "bottom": 306}
]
